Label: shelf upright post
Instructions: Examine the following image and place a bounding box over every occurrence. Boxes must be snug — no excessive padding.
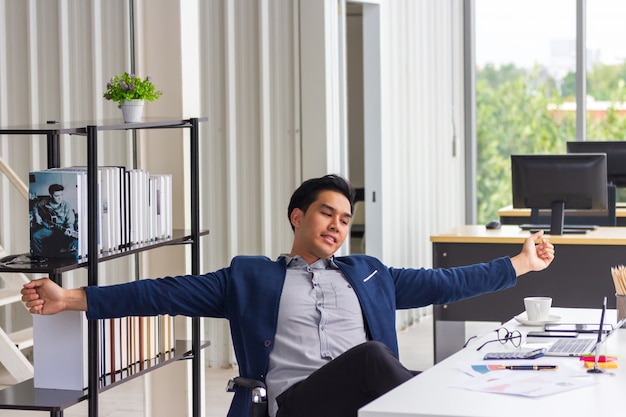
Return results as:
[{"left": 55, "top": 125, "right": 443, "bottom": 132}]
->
[
  {"left": 86, "top": 125, "right": 99, "bottom": 417},
  {"left": 47, "top": 130, "right": 62, "bottom": 284},
  {"left": 46, "top": 131, "right": 61, "bottom": 169},
  {"left": 190, "top": 118, "right": 200, "bottom": 273},
  {"left": 189, "top": 118, "right": 201, "bottom": 417}
]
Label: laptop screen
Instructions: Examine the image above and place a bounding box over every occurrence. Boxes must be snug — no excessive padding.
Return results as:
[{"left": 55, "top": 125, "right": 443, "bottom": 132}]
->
[
  {"left": 592, "top": 296, "right": 608, "bottom": 352},
  {"left": 542, "top": 297, "right": 608, "bottom": 357}
]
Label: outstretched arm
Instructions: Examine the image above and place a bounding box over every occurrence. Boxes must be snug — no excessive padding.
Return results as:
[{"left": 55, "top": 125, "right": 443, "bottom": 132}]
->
[
  {"left": 21, "top": 278, "right": 87, "bottom": 315},
  {"left": 510, "top": 230, "right": 555, "bottom": 277}
]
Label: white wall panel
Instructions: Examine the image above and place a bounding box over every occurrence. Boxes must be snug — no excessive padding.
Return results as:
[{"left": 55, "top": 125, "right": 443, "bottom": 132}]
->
[
  {"left": 195, "top": 0, "right": 298, "bottom": 272},
  {"left": 196, "top": 0, "right": 299, "bottom": 368},
  {"left": 378, "top": 0, "right": 465, "bottom": 330},
  {"left": 300, "top": 0, "right": 346, "bottom": 179},
  {"left": 380, "top": 0, "right": 464, "bottom": 269}
]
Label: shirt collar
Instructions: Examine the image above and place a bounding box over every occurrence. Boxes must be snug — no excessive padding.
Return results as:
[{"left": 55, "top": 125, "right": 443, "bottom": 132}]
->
[{"left": 279, "top": 254, "right": 339, "bottom": 269}]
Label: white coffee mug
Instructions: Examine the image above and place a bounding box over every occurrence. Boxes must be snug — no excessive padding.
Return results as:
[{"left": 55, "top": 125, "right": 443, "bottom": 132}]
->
[{"left": 524, "top": 296, "right": 552, "bottom": 322}]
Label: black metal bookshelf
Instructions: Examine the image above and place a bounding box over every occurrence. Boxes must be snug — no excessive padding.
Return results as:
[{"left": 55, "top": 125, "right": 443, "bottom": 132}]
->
[{"left": 0, "top": 117, "right": 208, "bottom": 417}]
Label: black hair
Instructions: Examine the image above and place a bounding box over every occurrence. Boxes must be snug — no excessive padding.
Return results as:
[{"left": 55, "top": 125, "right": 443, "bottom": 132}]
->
[
  {"left": 49, "top": 184, "right": 64, "bottom": 195},
  {"left": 287, "top": 174, "right": 356, "bottom": 231}
]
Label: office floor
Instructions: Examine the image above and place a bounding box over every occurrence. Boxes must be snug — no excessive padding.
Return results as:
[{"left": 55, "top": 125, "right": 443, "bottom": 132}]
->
[{"left": 0, "top": 316, "right": 435, "bottom": 417}]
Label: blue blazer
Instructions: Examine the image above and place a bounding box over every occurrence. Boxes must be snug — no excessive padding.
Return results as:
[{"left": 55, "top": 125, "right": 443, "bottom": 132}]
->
[{"left": 85, "top": 254, "right": 516, "bottom": 416}]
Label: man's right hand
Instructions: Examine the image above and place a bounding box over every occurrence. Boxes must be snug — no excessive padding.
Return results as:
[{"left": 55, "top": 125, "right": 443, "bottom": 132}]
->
[{"left": 21, "top": 278, "right": 87, "bottom": 315}]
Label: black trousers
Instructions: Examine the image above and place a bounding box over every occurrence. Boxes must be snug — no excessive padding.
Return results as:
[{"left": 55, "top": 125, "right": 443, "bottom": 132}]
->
[{"left": 275, "top": 341, "right": 415, "bottom": 417}]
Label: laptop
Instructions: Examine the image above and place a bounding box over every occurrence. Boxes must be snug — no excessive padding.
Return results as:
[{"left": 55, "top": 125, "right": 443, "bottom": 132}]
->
[{"left": 543, "top": 297, "right": 616, "bottom": 357}]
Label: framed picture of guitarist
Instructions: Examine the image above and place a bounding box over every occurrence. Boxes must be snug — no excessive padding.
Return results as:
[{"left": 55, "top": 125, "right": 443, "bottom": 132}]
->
[{"left": 29, "top": 171, "right": 80, "bottom": 259}]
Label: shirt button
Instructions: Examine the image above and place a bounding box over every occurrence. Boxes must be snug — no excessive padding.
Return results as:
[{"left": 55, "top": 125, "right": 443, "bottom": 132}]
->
[{"left": 264, "top": 340, "right": 271, "bottom": 347}]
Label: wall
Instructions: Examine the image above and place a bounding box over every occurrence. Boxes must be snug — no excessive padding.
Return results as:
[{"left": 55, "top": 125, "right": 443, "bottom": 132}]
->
[
  {"left": 379, "top": 0, "right": 466, "bottom": 327},
  {"left": 0, "top": 0, "right": 466, "bottom": 400}
]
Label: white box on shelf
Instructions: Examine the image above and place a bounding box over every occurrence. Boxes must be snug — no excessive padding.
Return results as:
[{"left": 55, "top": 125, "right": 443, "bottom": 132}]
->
[{"left": 33, "top": 310, "right": 88, "bottom": 390}]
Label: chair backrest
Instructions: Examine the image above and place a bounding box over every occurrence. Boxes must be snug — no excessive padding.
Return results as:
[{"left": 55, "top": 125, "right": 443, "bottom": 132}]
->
[
  {"left": 350, "top": 200, "right": 366, "bottom": 253},
  {"left": 352, "top": 200, "right": 365, "bottom": 226}
]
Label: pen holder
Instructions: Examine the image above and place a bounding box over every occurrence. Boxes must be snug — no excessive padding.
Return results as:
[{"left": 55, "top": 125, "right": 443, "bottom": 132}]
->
[{"left": 617, "top": 293, "right": 626, "bottom": 327}]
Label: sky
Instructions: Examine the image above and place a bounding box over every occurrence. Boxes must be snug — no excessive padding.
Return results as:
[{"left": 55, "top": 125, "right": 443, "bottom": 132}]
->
[{"left": 475, "top": 0, "right": 626, "bottom": 70}]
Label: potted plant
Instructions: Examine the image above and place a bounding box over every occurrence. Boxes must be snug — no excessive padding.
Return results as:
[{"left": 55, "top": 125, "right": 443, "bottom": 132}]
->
[{"left": 103, "top": 72, "right": 162, "bottom": 122}]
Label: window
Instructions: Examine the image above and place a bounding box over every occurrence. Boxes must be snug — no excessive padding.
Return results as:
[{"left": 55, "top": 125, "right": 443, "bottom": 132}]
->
[
  {"left": 474, "top": 0, "right": 576, "bottom": 223},
  {"left": 586, "top": 0, "right": 626, "bottom": 202}
]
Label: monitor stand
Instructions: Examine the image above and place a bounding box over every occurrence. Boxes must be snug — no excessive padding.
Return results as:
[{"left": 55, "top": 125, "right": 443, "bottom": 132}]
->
[
  {"left": 521, "top": 184, "right": 617, "bottom": 235},
  {"left": 525, "top": 201, "right": 579, "bottom": 235},
  {"left": 549, "top": 201, "right": 565, "bottom": 235}
]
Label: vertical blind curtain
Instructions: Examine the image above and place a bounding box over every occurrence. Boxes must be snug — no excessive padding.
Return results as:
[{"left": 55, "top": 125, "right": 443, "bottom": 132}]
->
[{"left": 0, "top": 0, "right": 135, "bottom": 333}]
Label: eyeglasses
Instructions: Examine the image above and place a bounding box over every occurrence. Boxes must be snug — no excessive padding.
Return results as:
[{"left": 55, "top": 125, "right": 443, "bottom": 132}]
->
[{"left": 468, "top": 327, "right": 522, "bottom": 351}]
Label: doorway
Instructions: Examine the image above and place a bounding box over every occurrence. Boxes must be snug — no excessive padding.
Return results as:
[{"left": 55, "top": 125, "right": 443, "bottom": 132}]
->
[{"left": 345, "top": 1, "right": 382, "bottom": 257}]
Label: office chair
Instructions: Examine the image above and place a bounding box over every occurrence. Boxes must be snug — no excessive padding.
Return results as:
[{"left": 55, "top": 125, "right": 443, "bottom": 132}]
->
[
  {"left": 227, "top": 376, "right": 268, "bottom": 417},
  {"left": 350, "top": 200, "right": 366, "bottom": 253}
]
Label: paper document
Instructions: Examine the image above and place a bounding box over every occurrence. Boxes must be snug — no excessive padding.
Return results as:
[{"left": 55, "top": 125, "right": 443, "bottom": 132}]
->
[{"left": 454, "top": 362, "right": 596, "bottom": 397}]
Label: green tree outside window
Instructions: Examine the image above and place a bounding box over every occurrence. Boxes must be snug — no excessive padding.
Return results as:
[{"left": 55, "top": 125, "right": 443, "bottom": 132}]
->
[{"left": 476, "top": 62, "right": 626, "bottom": 224}]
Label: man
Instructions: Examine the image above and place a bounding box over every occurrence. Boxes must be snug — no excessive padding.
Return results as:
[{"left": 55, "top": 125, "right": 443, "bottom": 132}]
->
[
  {"left": 30, "top": 183, "right": 78, "bottom": 257},
  {"left": 22, "top": 174, "right": 555, "bottom": 417}
]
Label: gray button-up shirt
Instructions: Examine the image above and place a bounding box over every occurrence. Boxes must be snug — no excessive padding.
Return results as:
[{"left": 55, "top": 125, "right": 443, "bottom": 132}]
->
[{"left": 266, "top": 255, "right": 367, "bottom": 417}]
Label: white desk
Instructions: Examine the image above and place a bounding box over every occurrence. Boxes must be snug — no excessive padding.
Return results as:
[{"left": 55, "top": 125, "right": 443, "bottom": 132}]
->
[{"left": 359, "top": 308, "right": 625, "bottom": 417}]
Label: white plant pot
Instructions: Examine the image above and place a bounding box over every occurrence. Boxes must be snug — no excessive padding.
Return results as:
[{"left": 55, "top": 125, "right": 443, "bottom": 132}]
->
[{"left": 119, "top": 99, "right": 145, "bottom": 123}]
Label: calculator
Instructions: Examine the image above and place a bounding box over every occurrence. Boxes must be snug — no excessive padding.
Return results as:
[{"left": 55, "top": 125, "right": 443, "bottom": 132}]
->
[{"left": 483, "top": 348, "right": 546, "bottom": 360}]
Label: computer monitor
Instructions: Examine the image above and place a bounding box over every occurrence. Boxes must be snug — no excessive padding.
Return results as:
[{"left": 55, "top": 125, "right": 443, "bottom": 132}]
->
[
  {"left": 566, "top": 141, "right": 626, "bottom": 187},
  {"left": 511, "top": 154, "right": 608, "bottom": 235}
]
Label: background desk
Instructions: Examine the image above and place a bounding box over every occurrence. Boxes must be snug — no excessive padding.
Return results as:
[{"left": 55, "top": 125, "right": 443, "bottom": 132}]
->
[
  {"left": 498, "top": 204, "right": 626, "bottom": 226},
  {"left": 360, "top": 308, "right": 624, "bottom": 417},
  {"left": 430, "top": 225, "right": 626, "bottom": 362}
]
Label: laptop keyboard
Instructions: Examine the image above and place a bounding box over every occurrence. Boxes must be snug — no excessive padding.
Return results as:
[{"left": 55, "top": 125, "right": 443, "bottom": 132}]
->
[{"left": 547, "top": 338, "right": 595, "bottom": 354}]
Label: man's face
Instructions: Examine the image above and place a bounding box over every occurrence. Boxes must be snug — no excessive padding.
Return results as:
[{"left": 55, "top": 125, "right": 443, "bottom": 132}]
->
[
  {"left": 289, "top": 190, "right": 352, "bottom": 264},
  {"left": 51, "top": 191, "right": 63, "bottom": 204}
]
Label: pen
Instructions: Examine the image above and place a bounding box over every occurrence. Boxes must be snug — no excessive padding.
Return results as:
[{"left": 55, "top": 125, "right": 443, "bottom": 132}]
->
[{"left": 502, "top": 365, "right": 558, "bottom": 371}]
